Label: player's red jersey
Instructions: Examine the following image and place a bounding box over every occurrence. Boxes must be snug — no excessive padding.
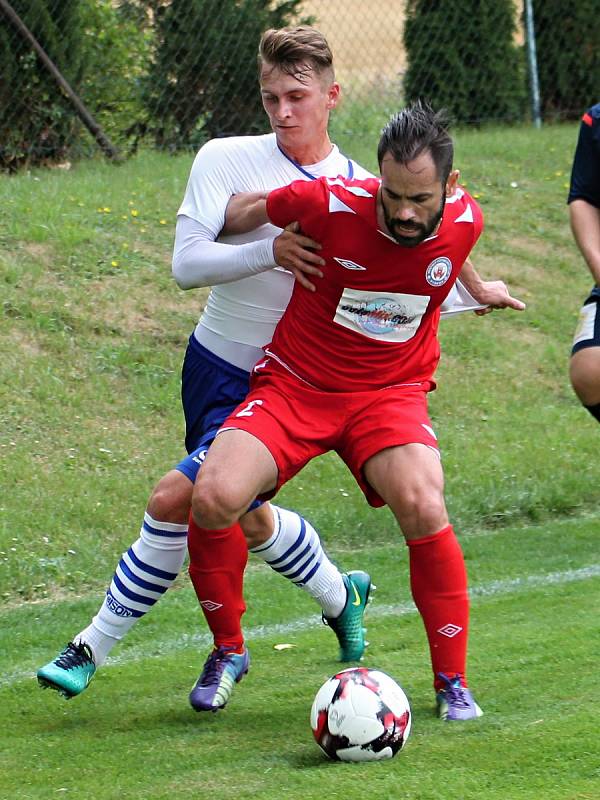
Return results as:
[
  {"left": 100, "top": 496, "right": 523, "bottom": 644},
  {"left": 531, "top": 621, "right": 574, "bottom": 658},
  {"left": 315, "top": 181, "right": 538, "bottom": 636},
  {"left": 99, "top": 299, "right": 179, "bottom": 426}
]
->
[{"left": 265, "top": 176, "right": 483, "bottom": 392}]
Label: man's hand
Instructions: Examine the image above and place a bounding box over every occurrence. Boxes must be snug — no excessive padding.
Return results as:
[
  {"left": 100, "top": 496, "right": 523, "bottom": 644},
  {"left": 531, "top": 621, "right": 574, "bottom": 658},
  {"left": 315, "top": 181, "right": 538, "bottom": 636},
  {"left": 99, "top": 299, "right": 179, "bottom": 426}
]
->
[
  {"left": 471, "top": 280, "right": 526, "bottom": 315},
  {"left": 273, "top": 221, "right": 325, "bottom": 291}
]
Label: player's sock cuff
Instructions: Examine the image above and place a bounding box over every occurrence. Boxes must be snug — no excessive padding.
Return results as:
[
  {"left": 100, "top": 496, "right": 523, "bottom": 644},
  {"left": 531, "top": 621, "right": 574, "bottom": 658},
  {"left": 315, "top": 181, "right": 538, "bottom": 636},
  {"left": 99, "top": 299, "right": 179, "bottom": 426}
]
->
[{"left": 584, "top": 402, "right": 600, "bottom": 423}]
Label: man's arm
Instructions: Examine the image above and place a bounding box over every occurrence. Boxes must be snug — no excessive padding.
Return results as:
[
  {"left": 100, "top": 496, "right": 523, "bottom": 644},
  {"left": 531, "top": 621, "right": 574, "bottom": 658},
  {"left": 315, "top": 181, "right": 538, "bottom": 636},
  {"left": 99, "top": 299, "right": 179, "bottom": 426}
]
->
[
  {"left": 568, "top": 107, "right": 600, "bottom": 283},
  {"left": 570, "top": 199, "right": 600, "bottom": 285},
  {"left": 172, "top": 214, "right": 277, "bottom": 290},
  {"left": 223, "top": 191, "right": 325, "bottom": 291},
  {"left": 458, "top": 257, "right": 526, "bottom": 314},
  {"left": 172, "top": 194, "right": 324, "bottom": 292},
  {"left": 173, "top": 141, "right": 321, "bottom": 291},
  {"left": 222, "top": 191, "right": 269, "bottom": 233},
  {"left": 172, "top": 141, "right": 281, "bottom": 290}
]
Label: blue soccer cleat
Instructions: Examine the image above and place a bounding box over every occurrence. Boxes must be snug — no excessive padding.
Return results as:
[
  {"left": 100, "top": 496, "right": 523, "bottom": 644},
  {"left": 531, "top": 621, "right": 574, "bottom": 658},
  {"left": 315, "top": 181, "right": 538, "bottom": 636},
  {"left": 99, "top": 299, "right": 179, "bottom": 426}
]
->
[
  {"left": 189, "top": 645, "right": 250, "bottom": 712},
  {"left": 323, "top": 570, "right": 372, "bottom": 662},
  {"left": 436, "top": 673, "right": 483, "bottom": 721},
  {"left": 37, "top": 641, "right": 96, "bottom": 699}
]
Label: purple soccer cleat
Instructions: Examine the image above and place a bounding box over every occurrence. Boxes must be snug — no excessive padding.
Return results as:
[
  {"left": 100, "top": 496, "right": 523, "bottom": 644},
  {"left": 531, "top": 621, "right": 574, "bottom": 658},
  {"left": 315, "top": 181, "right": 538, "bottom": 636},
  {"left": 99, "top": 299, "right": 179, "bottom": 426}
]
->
[
  {"left": 436, "top": 673, "right": 483, "bottom": 721},
  {"left": 189, "top": 645, "right": 250, "bottom": 712}
]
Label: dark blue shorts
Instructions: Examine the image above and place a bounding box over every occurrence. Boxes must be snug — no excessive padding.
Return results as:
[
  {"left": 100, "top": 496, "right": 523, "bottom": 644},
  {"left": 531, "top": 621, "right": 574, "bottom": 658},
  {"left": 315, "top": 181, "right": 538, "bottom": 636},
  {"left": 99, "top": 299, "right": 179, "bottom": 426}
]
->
[{"left": 175, "top": 334, "right": 251, "bottom": 483}]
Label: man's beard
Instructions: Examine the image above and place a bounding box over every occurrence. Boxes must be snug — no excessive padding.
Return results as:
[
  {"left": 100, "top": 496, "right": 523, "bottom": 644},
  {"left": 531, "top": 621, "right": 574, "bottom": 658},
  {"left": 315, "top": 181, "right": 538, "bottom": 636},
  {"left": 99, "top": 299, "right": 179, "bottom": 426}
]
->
[{"left": 383, "top": 193, "right": 446, "bottom": 248}]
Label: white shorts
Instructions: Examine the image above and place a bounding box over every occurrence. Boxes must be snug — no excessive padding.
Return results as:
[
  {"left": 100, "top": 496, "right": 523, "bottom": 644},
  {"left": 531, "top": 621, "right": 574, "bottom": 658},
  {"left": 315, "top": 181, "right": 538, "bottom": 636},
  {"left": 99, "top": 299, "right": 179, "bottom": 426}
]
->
[{"left": 572, "top": 294, "right": 600, "bottom": 354}]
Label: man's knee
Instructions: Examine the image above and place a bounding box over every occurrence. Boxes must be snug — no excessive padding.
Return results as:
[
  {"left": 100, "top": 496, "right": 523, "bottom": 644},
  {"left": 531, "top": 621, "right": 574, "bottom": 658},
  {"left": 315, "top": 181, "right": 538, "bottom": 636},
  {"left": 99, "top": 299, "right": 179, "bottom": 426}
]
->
[
  {"left": 191, "top": 473, "right": 249, "bottom": 531},
  {"left": 570, "top": 348, "right": 600, "bottom": 406},
  {"left": 407, "top": 494, "right": 447, "bottom": 535},
  {"left": 147, "top": 470, "right": 193, "bottom": 524},
  {"left": 389, "top": 484, "right": 448, "bottom": 539}
]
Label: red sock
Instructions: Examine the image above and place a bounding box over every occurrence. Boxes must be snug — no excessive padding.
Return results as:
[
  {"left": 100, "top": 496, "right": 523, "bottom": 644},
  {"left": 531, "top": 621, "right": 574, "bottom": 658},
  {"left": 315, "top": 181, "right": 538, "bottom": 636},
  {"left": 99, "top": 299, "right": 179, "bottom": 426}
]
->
[
  {"left": 407, "top": 525, "right": 470, "bottom": 692},
  {"left": 188, "top": 513, "right": 248, "bottom": 652}
]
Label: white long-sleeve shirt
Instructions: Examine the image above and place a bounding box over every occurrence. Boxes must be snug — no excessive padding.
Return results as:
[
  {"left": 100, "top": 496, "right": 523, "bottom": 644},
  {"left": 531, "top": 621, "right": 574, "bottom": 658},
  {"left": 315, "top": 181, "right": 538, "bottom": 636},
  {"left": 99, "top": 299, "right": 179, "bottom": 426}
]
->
[{"left": 173, "top": 133, "right": 370, "bottom": 370}]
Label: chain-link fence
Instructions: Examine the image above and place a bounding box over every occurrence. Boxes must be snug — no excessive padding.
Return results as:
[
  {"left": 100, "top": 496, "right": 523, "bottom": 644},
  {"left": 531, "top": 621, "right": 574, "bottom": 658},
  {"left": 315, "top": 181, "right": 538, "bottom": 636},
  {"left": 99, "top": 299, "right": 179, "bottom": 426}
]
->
[{"left": 1, "top": 0, "right": 599, "bottom": 170}]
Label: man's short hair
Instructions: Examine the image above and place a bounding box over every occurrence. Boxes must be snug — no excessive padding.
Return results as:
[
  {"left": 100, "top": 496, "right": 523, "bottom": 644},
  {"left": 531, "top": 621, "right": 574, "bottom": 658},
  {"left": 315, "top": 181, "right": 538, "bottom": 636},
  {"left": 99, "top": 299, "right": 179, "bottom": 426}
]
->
[
  {"left": 378, "top": 101, "right": 454, "bottom": 183},
  {"left": 258, "top": 26, "right": 334, "bottom": 83}
]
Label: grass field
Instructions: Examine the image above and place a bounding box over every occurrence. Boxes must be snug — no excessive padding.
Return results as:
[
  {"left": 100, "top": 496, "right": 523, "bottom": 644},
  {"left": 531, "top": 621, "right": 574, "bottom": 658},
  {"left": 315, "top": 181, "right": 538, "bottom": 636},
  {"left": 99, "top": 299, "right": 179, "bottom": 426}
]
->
[{"left": 1, "top": 120, "right": 600, "bottom": 799}]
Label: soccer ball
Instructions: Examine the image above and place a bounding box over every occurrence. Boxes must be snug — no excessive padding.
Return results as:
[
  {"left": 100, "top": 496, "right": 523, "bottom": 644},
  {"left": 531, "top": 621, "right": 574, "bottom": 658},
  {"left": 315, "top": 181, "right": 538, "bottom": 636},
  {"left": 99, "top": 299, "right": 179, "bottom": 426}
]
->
[{"left": 310, "top": 667, "right": 411, "bottom": 762}]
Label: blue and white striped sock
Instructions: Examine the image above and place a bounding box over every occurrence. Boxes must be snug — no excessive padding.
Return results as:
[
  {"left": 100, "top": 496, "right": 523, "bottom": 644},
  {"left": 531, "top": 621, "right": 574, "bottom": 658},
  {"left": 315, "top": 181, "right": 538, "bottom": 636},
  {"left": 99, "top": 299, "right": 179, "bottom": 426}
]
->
[
  {"left": 75, "top": 512, "right": 188, "bottom": 665},
  {"left": 249, "top": 505, "right": 346, "bottom": 618}
]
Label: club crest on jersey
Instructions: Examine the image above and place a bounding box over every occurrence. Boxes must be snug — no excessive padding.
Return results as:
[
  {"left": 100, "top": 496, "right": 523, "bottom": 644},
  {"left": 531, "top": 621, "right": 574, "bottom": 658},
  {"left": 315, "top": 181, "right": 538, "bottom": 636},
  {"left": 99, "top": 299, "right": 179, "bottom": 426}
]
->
[{"left": 425, "top": 257, "right": 452, "bottom": 287}]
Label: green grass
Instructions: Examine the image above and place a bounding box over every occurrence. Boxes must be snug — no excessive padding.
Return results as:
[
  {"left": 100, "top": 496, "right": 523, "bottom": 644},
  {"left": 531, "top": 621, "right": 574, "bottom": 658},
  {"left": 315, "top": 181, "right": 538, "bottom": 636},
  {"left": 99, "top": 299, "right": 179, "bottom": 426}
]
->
[
  {"left": 1, "top": 122, "right": 599, "bottom": 798},
  {"left": 2, "top": 516, "right": 599, "bottom": 799}
]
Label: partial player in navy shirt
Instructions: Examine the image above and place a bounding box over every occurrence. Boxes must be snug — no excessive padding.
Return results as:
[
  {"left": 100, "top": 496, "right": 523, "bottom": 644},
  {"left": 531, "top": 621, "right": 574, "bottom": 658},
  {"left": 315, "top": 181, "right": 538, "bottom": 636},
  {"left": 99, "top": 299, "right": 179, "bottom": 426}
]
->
[
  {"left": 568, "top": 105, "right": 600, "bottom": 208},
  {"left": 568, "top": 104, "right": 600, "bottom": 423}
]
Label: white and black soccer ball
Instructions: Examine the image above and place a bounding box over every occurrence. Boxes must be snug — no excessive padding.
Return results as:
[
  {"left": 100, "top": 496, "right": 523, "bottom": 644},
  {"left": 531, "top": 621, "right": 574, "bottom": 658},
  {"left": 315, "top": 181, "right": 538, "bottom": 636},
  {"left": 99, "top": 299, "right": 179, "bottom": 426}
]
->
[{"left": 310, "top": 667, "right": 411, "bottom": 762}]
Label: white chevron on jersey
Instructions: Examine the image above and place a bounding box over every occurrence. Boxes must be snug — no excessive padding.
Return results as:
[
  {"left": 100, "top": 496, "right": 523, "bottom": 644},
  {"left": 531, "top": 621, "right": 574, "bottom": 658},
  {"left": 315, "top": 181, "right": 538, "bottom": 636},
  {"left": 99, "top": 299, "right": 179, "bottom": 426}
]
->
[
  {"left": 326, "top": 177, "right": 373, "bottom": 199},
  {"left": 445, "top": 187, "right": 465, "bottom": 204},
  {"left": 329, "top": 193, "right": 357, "bottom": 214},
  {"left": 344, "top": 185, "right": 374, "bottom": 198},
  {"left": 454, "top": 204, "right": 474, "bottom": 223}
]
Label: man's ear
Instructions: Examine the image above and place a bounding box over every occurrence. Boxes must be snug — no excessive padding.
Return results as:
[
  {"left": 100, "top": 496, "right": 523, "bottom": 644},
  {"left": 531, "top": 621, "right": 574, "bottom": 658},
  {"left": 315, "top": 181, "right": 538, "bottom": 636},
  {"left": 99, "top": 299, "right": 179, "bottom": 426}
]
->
[
  {"left": 327, "top": 82, "right": 341, "bottom": 110},
  {"left": 445, "top": 169, "right": 460, "bottom": 196}
]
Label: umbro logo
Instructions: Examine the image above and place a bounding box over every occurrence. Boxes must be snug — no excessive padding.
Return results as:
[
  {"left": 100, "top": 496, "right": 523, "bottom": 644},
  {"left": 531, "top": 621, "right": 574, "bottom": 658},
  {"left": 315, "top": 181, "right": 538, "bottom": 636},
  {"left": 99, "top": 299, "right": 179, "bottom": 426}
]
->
[
  {"left": 437, "top": 623, "right": 463, "bottom": 638},
  {"left": 333, "top": 257, "right": 367, "bottom": 271},
  {"left": 200, "top": 600, "right": 223, "bottom": 612}
]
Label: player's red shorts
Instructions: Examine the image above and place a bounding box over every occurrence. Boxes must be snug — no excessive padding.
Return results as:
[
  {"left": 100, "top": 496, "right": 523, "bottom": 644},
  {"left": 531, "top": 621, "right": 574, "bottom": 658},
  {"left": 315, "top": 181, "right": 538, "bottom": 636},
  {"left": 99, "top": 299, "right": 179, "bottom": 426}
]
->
[{"left": 219, "top": 358, "right": 439, "bottom": 507}]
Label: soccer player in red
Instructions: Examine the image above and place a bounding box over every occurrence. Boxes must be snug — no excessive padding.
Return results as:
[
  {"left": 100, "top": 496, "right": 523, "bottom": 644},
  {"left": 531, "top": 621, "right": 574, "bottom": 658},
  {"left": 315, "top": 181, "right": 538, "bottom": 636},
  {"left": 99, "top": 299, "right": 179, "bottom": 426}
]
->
[
  {"left": 37, "top": 27, "right": 520, "bottom": 714},
  {"left": 191, "top": 101, "right": 514, "bottom": 721}
]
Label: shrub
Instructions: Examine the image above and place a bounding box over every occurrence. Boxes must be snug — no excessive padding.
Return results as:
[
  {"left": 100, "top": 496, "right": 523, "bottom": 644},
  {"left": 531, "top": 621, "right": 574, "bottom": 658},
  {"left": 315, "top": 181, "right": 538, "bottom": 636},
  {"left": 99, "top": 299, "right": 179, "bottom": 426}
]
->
[
  {"left": 531, "top": 0, "right": 600, "bottom": 119},
  {"left": 0, "top": 1, "right": 150, "bottom": 169},
  {"left": 77, "top": 1, "right": 151, "bottom": 149},
  {"left": 0, "top": 0, "right": 87, "bottom": 169},
  {"left": 403, "top": 0, "right": 526, "bottom": 125},
  {"left": 142, "top": 0, "right": 309, "bottom": 150}
]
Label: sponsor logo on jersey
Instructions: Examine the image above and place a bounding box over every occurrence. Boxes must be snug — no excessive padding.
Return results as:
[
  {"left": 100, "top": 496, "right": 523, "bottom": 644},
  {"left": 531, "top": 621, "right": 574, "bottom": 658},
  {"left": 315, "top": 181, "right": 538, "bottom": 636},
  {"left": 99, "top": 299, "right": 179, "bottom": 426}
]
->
[
  {"left": 106, "top": 591, "right": 133, "bottom": 617},
  {"left": 425, "top": 257, "right": 452, "bottom": 286},
  {"left": 340, "top": 297, "right": 414, "bottom": 335},
  {"left": 333, "top": 256, "right": 367, "bottom": 271},
  {"left": 335, "top": 288, "right": 430, "bottom": 343}
]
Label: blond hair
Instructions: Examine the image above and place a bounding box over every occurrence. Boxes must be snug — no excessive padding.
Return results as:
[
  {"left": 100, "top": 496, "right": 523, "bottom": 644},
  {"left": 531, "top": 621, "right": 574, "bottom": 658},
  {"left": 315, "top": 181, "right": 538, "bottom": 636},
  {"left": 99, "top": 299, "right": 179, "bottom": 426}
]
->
[{"left": 258, "top": 26, "right": 335, "bottom": 83}]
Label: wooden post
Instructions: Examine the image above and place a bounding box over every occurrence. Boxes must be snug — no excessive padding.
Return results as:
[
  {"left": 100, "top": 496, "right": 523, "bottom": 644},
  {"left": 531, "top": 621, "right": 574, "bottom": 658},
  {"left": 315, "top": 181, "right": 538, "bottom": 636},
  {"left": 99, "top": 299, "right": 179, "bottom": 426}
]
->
[{"left": 0, "top": 0, "right": 122, "bottom": 160}]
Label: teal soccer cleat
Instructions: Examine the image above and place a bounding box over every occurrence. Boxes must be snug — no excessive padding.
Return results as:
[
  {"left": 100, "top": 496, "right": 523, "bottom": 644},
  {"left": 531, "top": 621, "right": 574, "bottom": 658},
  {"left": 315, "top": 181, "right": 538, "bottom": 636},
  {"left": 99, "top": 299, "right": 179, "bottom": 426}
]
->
[
  {"left": 37, "top": 641, "right": 96, "bottom": 699},
  {"left": 323, "top": 570, "right": 372, "bottom": 662}
]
